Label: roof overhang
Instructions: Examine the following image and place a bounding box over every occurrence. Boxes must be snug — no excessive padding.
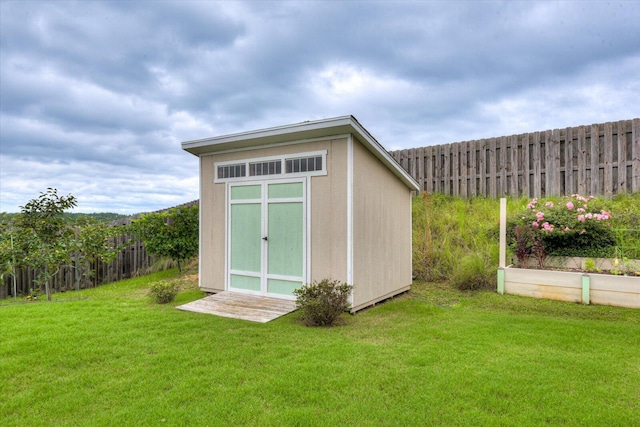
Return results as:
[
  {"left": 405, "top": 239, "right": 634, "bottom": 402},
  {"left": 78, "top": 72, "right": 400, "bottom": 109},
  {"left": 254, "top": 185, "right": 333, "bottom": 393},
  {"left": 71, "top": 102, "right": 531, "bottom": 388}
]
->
[{"left": 181, "top": 115, "right": 420, "bottom": 191}]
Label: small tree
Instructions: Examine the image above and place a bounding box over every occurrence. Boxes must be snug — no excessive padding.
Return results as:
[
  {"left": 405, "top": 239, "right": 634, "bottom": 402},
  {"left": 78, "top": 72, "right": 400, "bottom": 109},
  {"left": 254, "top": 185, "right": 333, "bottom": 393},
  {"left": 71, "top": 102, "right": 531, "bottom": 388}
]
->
[
  {"left": 17, "top": 188, "right": 77, "bottom": 301},
  {"left": 131, "top": 205, "right": 198, "bottom": 273},
  {"left": 0, "top": 215, "right": 22, "bottom": 300},
  {"left": 72, "top": 217, "right": 128, "bottom": 288}
]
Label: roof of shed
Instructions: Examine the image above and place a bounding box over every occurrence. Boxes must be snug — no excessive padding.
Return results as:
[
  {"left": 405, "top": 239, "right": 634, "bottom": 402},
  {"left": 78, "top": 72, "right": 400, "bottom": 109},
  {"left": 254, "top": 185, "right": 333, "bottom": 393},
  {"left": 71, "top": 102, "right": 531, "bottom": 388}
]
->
[{"left": 181, "top": 115, "right": 419, "bottom": 191}]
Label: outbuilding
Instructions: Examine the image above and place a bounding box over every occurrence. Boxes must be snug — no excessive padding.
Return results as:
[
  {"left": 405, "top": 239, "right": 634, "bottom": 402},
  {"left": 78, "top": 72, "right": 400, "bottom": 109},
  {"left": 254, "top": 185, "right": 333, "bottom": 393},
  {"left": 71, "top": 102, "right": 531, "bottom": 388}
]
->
[{"left": 181, "top": 115, "right": 419, "bottom": 312}]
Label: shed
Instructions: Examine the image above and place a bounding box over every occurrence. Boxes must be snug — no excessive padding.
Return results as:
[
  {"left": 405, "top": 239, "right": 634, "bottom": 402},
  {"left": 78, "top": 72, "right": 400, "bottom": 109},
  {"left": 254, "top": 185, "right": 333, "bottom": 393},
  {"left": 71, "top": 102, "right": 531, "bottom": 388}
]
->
[{"left": 181, "top": 115, "right": 419, "bottom": 312}]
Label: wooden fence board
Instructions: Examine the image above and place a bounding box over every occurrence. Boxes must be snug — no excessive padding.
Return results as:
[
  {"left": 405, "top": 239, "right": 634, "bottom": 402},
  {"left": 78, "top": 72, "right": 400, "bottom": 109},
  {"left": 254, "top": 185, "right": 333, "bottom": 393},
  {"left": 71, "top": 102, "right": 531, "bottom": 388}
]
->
[
  {"left": 618, "top": 120, "right": 627, "bottom": 193},
  {"left": 590, "top": 124, "right": 600, "bottom": 196},
  {"left": 469, "top": 140, "right": 477, "bottom": 197},
  {"left": 604, "top": 122, "right": 613, "bottom": 197},
  {"left": 633, "top": 118, "right": 640, "bottom": 193},
  {"left": 460, "top": 141, "right": 468, "bottom": 197},
  {"left": 532, "top": 132, "right": 542, "bottom": 197},
  {"left": 509, "top": 135, "right": 518, "bottom": 197},
  {"left": 499, "top": 136, "right": 507, "bottom": 196},
  {"left": 417, "top": 146, "right": 425, "bottom": 190},
  {"left": 452, "top": 143, "right": 459, "bottom": 196},
  {"left": 565, "top": 127, "right": 574, "bottom": 195},
  {"left": 476, "top": 139, "right": 487, "bottom": 195},
  {"left": 488, "top": 138, "right": 496, "bottom": 198}
]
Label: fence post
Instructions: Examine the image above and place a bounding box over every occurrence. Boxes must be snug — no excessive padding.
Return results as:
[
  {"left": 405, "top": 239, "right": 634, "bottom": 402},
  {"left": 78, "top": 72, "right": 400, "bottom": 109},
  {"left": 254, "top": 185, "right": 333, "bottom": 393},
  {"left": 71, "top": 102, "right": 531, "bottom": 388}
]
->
[
  {"left": 499, "top": 198, "right": 507, "bottom": 268},
  {"left": 498, "top": 197, "right": 507, "bottom": 295}
]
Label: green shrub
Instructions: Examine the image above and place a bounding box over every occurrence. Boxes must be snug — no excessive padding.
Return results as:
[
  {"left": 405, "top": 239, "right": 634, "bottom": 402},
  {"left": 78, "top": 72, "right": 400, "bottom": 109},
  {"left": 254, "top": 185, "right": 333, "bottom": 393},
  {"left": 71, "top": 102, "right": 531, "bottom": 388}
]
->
[
  {"left": 452, "top": 253, "right": 495, "bottom": 291},
  {"left": 148, "top": 280, "right": 179, "bottom": 304},
  {"left": 293, "top": 279, "right": 353, "bottom": 326}
]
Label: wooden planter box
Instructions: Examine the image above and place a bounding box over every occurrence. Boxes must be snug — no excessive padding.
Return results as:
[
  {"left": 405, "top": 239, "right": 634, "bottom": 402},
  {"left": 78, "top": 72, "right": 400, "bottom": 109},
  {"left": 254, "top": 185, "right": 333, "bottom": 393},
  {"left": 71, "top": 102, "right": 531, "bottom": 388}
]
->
[{"left": 499, "top": 267, "right": 640, "bottom": 309}]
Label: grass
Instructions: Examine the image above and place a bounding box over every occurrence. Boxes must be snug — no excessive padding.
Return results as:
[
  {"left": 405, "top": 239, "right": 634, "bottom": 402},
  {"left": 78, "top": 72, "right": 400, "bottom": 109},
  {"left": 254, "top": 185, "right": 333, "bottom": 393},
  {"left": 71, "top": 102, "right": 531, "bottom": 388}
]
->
[{"left": 2, "top": 270, "right": 639, "bottom": 426}]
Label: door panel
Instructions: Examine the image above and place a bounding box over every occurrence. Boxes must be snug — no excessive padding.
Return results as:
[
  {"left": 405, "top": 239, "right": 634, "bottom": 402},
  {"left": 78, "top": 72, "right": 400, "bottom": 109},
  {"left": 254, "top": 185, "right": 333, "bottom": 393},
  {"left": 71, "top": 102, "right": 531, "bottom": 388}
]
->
[
  {"left": 267, "top": 202, "right": 303, "bottom": 278},
  {"left": 231, "top": 185, "right": 261, "bottom": 200},
  {"left": 230, "top": 274, "right": 260, "bottom": 291},
  {"left": 268, "top": 182, "right": 303, "bottom": 199},
  {"left": 230, "top": 203, "right": 261, "bottom": 273},
  {"left": 268, "top": 278, "right": 302, "bottom": 296}
]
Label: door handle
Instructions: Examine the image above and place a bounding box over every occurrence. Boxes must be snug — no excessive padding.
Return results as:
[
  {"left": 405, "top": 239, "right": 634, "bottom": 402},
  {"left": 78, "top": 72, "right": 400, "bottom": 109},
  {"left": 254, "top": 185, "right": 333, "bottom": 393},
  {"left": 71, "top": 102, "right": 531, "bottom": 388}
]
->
[{"left": 263, "top": 236, "right": 268, "bottom": 241}]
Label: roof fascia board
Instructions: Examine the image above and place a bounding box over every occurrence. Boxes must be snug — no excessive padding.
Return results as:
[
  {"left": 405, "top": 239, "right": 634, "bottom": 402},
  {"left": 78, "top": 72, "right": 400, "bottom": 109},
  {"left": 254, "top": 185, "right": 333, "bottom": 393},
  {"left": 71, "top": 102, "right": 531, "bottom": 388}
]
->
[{"left": 197, "top": 134, "right": 351, "bottom": 157}]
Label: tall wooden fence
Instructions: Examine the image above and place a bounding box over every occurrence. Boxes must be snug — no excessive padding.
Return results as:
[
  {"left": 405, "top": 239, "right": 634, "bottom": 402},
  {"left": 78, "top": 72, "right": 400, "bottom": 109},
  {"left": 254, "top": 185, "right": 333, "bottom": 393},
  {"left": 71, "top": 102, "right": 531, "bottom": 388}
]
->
[
  {"left": 390, "top": 118, "right": 640, "bottom": 199},
  {"left": 0, "top": 201, "right": 198, "bottom": 299}
]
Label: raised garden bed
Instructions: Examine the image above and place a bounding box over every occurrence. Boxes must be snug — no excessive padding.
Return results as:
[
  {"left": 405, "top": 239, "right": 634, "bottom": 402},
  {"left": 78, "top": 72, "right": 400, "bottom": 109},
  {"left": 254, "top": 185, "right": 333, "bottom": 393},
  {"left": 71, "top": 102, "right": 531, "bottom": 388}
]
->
[
  {"left": 498, "top": 266, "right": 640, "bottom": 309},
  {"left": 497, "top": 198, "right": 640, "bottom": 309}
]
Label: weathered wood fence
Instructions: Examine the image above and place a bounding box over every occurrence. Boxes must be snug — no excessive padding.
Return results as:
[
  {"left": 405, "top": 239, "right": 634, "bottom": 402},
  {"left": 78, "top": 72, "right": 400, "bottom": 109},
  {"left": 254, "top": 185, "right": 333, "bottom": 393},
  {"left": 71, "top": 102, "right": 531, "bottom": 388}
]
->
[
  {"left": 0, "top": 218, "right": 154, "bottom": 299},
  {"left": 390, "top": 118, "right": 640, "bottom": 198},
  {"left": 0, "top": 201, "right": 198, "bottom": 299}
]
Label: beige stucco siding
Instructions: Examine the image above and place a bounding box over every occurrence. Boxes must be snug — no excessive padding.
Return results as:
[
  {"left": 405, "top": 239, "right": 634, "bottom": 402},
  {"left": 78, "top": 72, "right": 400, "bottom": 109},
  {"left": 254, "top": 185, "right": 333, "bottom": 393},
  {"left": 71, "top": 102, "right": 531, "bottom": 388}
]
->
[
  {"left": 199, "top": 156, "right": 225, "bottom": 292},
  {"left": 351, "top": 138, "right": 413, "bottom": 311},
  {"left": 197, "top": 138, "right": 349, "bottom": 293},
  {"left": 309, "top": 139, "right": 348, "bottom": 284}
]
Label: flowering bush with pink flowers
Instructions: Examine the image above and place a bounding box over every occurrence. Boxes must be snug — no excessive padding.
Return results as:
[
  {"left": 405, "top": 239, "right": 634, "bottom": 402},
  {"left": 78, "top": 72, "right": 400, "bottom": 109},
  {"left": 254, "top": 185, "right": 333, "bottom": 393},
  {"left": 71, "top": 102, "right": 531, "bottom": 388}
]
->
[{"left": 510, "top": 194, "right": 616, "bottom": 262}]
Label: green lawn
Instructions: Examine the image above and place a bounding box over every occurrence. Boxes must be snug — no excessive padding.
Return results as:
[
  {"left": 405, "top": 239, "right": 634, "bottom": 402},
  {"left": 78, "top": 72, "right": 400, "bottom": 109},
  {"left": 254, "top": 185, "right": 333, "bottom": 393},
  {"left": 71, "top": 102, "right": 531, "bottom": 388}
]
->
[{"left": 2, "top": 270, "right": 639, "bottom": 426}]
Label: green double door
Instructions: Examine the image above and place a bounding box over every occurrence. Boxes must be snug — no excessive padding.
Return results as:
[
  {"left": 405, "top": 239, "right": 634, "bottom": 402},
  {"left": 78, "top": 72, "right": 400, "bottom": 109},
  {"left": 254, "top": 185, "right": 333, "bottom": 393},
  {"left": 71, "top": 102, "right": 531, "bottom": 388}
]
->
[{"left": 228, "top": 180, "right": 306, "bottom": 298}]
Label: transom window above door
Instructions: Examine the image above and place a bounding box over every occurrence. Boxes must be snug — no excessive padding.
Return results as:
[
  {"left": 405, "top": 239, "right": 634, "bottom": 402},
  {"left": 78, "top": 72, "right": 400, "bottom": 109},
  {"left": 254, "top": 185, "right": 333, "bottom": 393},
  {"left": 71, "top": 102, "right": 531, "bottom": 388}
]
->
[{"left": 215, "top": 150, "right": 327, "bottom": 182}]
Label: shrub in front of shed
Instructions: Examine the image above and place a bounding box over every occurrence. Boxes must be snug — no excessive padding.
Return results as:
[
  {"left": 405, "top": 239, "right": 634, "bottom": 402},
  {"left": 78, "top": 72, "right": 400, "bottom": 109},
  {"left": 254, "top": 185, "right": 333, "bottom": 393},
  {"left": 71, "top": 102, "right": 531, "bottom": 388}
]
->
[
  {"left": 294, "top": 279, "right": 353, "bottom": 326},
  {"left": 149, "top": 280, "right": 179, "bottom": 304}
]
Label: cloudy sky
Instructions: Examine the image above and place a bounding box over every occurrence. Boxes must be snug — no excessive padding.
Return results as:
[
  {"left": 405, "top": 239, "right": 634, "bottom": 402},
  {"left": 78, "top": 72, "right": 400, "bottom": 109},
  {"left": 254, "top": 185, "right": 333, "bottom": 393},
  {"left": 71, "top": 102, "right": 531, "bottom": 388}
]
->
[{"left": 1, "top": 1, "right": 638, "bottom": 214}]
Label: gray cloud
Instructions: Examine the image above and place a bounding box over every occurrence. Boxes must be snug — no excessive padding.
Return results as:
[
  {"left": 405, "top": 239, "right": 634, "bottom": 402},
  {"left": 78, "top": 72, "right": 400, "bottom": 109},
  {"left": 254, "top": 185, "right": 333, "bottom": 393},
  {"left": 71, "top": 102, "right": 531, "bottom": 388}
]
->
[{"left": 1, "top": 0, "right": 638, "bottom": 213}]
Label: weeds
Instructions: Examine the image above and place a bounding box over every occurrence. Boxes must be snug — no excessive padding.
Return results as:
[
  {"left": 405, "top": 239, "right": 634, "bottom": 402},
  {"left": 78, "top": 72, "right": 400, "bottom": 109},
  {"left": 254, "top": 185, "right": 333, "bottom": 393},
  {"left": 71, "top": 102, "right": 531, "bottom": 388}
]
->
[{"left": 412, "top": 193, "right": 506, "bottom": 289}]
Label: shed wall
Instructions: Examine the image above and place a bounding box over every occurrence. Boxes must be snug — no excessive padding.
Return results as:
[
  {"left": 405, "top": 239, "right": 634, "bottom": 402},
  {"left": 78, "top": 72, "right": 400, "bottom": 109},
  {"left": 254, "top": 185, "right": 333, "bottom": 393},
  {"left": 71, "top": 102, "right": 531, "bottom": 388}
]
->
[{"left": 352, "top": 138, "right": 413, "bottom": 311}]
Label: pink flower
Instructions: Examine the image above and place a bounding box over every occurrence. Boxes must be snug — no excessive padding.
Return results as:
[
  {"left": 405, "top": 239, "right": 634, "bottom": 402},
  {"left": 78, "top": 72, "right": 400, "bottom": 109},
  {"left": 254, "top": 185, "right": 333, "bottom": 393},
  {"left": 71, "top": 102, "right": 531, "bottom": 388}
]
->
[
  {"left": 586, "top": 213, "right": 593, "bottom": 219},
  {"left": 577, "top": 208, "right": 585, "bottom": 213},
  {"left": 566, "top": 202, "right": 574, "bottom": 210},
  {"left": 536, "top": 212, "right": 544, "bottom": 221},
  {"left": 545, "top": 201, "right": 554, "bottom": 208},
  {"left": 563, "top": 227, "right": 570, "bottom": 232},
  {"left": 532, "top": 221, "right": 539, "bottom": 228},
  {"left": 578, "top": 215, "right": 585, "bottom": 222}
]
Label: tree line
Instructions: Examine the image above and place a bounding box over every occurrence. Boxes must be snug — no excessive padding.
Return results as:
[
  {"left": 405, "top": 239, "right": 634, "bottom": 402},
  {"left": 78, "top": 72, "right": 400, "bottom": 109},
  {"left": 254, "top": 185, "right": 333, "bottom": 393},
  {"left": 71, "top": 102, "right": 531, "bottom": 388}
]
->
[{"left": 0, "top": 188, "right": 198, "bottom": 301}]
